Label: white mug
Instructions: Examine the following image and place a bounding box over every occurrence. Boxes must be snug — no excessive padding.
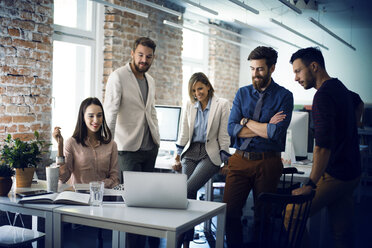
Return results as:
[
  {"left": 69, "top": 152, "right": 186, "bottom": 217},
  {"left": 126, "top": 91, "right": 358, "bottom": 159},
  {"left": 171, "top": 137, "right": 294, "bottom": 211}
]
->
[{"left": 46, "top": 166, "right": 59, "bottom": 192}]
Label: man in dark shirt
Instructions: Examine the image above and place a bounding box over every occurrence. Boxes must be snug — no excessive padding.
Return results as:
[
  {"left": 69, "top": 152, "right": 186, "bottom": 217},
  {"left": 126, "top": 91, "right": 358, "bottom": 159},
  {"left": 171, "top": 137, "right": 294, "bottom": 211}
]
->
[
  {"left": 224, "top": 46, "right": 293, "bottom": 247},
  {"left": 290, "top": 47, "right": 361, "bottom": 248}
]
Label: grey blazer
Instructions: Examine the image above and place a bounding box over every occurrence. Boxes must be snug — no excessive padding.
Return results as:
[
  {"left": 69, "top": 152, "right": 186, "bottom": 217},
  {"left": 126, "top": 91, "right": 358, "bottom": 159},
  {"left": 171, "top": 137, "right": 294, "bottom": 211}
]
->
[{"left": 104, "top": 63, "right": 160, "bottom": 151}]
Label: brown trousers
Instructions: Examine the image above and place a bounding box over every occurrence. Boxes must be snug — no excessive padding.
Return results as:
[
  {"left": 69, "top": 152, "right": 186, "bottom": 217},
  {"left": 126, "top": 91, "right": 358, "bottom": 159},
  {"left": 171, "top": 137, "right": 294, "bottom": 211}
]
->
[{"left": 223, "top": 152, "right": 283, "bottom": 247}]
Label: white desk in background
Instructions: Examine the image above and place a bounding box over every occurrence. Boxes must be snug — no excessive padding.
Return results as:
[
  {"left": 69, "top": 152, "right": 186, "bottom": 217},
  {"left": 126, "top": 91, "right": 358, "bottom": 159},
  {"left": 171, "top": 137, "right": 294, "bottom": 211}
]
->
[
  {"left": 284, "top": 162, "right": 312, "bottom": 183},
  {"left": 154, "top": 152, "right": 174, "bottom": 170},
  {"left": 53, "top": 199, "right": 226, "bottom": 248},
  {"left": 155, "top": 142, "right": 178, "bottom": 170}
]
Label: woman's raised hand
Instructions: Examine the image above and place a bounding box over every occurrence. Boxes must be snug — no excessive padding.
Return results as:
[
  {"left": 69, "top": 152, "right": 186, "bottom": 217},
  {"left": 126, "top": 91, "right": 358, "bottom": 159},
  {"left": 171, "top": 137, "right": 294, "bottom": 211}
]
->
[{"left": 52, "top": 126, "right": 64, "bottom": 144}]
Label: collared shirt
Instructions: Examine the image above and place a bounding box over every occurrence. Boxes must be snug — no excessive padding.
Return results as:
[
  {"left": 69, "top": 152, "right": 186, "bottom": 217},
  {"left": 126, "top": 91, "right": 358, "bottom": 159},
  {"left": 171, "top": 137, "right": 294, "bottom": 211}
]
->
[
  {"left": 59, "top": 137, "right": 119, "bottom": 188},
  {"left": 228, "top": 79, "right": 293, "bottom": 152},
  {"left": 192, "top": 98, "right": 211, "bottom": 143},
  {"left": 176, "top": 98, "right": 211, "bottom": 155}
]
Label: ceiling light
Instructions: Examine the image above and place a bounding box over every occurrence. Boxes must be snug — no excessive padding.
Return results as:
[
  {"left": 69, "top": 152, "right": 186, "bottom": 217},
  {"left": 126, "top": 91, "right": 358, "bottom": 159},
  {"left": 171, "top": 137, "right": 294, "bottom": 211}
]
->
[
  {"left": 133, "top": 0, "right": 182, "bottom": 18},
  {"left": 181, "top": 0, "right": 218, "bottom": 16},
  {"left": 270, "top": 18, "right": 328, "bottom": 50},
  {"left": 198, "top": 21, "right": 276, "bottom": 48},
  {"left": 309, "top": 17, "right": 356, "bottom": 51},
  {"left": 163, "top": 20, "right": 253, "bottom": 49},
  {"left": 234, "top": 19, "right": 301, "bottom": 48},
  {"left": 90, "top": 0, "right": 148, "bottom": 18},
  {"left": 228, "top": 0, "right": 259, "bottom": 15},
  {"left": 278, "top": 0, "right": 302, "bottom": 14}
]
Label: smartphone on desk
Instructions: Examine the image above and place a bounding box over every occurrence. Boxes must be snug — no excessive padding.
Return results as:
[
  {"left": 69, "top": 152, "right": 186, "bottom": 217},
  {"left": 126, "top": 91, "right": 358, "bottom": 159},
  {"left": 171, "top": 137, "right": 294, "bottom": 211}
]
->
[
  {"left": 103, "top": 195, "right": 124, "bottom": 203},
  {"left": 75, "top": 190, "right": 90, "bottom": 194},
  {"left": 16, "top": 190, "right": 53, "bottom": 198}
]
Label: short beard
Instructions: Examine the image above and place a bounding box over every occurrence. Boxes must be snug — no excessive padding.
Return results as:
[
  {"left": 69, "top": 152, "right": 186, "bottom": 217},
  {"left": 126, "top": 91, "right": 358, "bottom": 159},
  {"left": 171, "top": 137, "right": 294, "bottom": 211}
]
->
[
  {"left": 252, "top": 73, "right": 270, "bottom": 91},
  {"left": 133, "top": 61, "right": 150, "bottom": 73}
]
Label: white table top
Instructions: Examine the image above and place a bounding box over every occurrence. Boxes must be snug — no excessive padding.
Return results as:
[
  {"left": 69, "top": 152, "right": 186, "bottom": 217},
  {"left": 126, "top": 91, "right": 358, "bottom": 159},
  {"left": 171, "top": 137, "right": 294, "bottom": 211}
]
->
[
  {"left": 287, "top": 163, "right": 312, "bottom": 177},
  {"left": 0, "top": 181, "right": 65, "bottom": 211},
  {"left": 155, "top": 154, "right": 174, "bottom": 170},
  {"left": 54, "top": 200, "right": 226, "bottom": 232}
]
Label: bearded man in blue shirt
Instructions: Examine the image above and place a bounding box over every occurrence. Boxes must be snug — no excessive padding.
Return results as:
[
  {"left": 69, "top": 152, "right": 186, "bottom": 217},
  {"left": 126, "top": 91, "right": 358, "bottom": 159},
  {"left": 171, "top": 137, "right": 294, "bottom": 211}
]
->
[{"left": 224, "top": 46, "right": 293, "bottom": 247}]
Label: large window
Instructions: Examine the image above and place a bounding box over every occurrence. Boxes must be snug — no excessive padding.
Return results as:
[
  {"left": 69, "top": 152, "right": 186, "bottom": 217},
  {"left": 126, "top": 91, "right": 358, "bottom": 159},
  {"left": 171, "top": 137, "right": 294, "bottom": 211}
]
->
[
  {"left": 52, "top": 0, "right": 103, "bottom": 150},
  {"left": 182, "top": 27, "right": 208, "bottom": 104}
]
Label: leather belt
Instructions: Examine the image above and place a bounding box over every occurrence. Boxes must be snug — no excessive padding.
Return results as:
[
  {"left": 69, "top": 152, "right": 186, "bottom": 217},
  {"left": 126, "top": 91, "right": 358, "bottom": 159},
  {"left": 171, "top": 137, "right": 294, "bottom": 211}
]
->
[{"left": 236, "top": 150, "right": 280, "bottom": 161}]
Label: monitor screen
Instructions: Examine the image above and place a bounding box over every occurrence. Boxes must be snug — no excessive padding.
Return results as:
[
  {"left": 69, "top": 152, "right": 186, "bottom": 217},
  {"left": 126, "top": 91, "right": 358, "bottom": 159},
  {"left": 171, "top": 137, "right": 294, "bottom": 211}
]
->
[
  {"left": 287, "top": 111, "right": 309, "bottom": 159},
  {"left": 155, "top": 105, "right": 181, "bottom": 142}
]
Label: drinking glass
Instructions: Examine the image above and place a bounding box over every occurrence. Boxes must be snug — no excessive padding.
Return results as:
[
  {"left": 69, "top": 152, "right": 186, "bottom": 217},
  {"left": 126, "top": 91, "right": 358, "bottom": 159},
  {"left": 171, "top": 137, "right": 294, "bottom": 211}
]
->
[{"left": 89, "top": 181, "right": 104, "bottom": 206}]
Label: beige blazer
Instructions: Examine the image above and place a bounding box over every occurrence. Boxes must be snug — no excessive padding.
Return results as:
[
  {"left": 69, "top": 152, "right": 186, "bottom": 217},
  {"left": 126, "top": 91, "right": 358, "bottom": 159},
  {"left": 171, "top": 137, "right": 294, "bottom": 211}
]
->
[
  {"left": 104, "top": 63, "right": 160, "bottom": 151},
  {"left": 177, "top": 96, "right": 231, "bottom": 166}
]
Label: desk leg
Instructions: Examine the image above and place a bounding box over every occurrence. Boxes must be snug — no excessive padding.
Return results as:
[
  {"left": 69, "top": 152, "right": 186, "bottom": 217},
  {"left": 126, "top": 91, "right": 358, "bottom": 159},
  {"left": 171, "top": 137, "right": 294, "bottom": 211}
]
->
[
  {"left": 119, "top": 232, "right": 126, "bottom": 247},
  {"left": 53, "top": 212, "right": 62, "bottom": 248},
  {"left": 165, "top": 231, "right": 176, "bottom": 248},
  {"left": 112, "top": 231, "right": 126, "bottom": 248},
  {"left": 44, "top": 211, "right": 53, "bottom": 248},
  {"left": 216, "top": 209, "right": 226, "bottom": 248},
  {"left": 204, "top": 179, "right": 213, "bottom": 232},
  {"left": 31, "top": 216, "right": 38, "bottom": 248},
  {"left": 112, "top": 231, "right": 119, "bottom": 248}
]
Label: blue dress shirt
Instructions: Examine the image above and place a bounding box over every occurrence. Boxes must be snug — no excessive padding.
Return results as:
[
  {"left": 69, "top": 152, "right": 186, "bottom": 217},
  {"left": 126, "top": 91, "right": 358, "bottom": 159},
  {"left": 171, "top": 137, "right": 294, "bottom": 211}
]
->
[
  {"left": 228, "top": 79, "right": 293, "bottom": 152},
  {"left": 177, "top": 98, "right": 211, "bottom": 155}
]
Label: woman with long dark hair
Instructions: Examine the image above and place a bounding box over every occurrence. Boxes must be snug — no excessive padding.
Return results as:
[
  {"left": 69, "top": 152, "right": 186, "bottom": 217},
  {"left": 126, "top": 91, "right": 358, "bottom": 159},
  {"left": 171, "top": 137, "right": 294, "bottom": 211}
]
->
[{"left": 53, "top": 97, "right": 119, "bottom": 188}]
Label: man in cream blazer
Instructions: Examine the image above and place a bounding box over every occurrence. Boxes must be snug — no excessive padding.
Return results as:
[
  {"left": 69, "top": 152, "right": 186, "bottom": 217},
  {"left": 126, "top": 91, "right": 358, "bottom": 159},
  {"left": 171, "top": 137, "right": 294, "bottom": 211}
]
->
[
  {"left": 104, "top": 37, "right": 160, "bottom": 182},
  {"left": 104, "top": 37, "right": 160, "bottom": 248}
]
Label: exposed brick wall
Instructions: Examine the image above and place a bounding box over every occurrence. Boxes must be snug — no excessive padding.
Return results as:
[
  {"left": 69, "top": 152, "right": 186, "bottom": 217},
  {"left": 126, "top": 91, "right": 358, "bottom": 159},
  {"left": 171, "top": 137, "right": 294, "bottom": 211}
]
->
[
  {"left": 208, "top": 24, "right": 240, "bottom": 103},
  {"left": 0, "top": 0, "right": 53, "bottom": 173},
  {"left": 103, "top": 0, "right": 184, "bottom": 106}
]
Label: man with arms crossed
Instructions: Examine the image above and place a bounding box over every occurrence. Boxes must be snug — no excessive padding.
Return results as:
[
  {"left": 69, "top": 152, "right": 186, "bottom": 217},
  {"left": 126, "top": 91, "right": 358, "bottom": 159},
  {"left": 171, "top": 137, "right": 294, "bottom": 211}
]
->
[
  {"left": 290, "top": 47, "right": 361, "bottom": 248},
  {"left": 224, "top": 46, "right": 293, "bottom": 247},
  {"left": 104, "top": 37, "right": 160, "bottom": 248}
]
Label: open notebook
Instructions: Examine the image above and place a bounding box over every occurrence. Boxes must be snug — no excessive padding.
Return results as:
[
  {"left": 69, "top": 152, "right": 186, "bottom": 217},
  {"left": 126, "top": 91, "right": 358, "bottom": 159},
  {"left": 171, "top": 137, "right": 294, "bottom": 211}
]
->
[{"left": 123, "top": 171, "right": 189, "bottom": 209}]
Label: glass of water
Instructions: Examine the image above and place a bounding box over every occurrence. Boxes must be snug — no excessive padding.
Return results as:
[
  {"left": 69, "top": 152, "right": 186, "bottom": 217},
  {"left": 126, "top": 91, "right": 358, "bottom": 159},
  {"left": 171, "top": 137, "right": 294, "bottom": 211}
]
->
[{"left": 89, "top": 181, "right": 104, "bottom": 206}]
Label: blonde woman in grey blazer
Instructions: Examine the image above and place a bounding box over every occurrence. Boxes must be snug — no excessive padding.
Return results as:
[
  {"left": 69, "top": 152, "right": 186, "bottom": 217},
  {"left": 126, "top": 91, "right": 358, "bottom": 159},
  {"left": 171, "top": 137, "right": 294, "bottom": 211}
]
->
[{"left": 173, "top": 72, "right": 231, "bottom": 248}]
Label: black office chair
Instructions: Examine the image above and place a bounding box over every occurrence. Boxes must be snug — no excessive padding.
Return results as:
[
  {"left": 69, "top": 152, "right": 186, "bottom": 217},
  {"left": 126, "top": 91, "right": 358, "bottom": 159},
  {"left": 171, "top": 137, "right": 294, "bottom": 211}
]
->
[
  {"left": 257, "top": 190, "right": 315, "bottom": 248},
  {"left": 277, "top": 167, "right": 303, "bottom": 195}
]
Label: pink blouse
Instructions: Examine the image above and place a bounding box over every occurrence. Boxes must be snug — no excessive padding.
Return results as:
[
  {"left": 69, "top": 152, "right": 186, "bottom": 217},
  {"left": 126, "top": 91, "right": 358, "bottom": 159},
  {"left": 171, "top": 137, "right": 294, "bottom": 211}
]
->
[{"left": 59, "top": 137, "right": 119, "bottom": 188}]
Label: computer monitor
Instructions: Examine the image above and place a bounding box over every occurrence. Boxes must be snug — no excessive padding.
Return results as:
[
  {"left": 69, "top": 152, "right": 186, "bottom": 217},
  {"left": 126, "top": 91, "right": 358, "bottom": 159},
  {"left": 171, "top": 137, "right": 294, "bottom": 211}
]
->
[
  {"left": 287, "top": 111, "right": 309, "bottom": 160},
  {"left": 155, "top": 105, "right": 181, "bottom": 142}
]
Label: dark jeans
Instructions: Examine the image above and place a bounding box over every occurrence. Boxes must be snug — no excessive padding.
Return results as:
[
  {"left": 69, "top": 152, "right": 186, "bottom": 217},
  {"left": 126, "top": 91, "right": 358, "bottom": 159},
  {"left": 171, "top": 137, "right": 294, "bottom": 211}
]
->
[
  {"left": 223, "top": 152, "right": 283, "bottom": 248},
  {"left": 118, "top": 146, "right": 160, "bottom": 248}
]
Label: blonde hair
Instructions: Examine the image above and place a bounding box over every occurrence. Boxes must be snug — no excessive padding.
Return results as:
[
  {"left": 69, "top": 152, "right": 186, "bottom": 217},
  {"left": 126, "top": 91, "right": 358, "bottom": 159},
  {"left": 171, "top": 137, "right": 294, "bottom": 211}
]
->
[{"left": 187, "top": 72, "right": 214, "bottom": 103}]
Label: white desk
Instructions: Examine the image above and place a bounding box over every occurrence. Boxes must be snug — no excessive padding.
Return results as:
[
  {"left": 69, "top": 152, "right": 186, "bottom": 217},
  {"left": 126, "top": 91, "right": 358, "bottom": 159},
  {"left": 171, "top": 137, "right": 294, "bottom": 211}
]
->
[
  {"left": 0, "top": 181, "right": 64, "bottom": 248},
  {"left": 284, "top": 163, "right": 312, "bottom": 183},
  {"left": 154, "top": 153, "right": 174, "bottom": 170},
  {"left": 53, "top": 199, "right": 226, "bottom": 248}
]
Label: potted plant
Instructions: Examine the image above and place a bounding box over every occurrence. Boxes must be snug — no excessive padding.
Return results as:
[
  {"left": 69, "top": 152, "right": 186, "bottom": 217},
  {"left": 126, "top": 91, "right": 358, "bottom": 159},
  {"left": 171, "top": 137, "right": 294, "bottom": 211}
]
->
[
  {"left": 0, "top": 131, "right": 49, "bottom": 187},
  {"left": 0, "top": 164, "right": 15, "bottom": 196}
]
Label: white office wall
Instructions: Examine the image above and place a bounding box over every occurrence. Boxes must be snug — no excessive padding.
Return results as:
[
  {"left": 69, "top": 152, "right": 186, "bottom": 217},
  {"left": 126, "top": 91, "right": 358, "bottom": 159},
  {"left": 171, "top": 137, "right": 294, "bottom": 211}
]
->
[{"left": 239, "top": 26, "right": 372, "bottom": 104}]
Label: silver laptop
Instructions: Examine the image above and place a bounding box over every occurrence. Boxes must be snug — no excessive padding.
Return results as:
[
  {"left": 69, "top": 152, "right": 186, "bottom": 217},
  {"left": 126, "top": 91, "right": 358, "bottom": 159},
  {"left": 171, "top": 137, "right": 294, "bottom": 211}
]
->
[{"left": 123, "top": 171, "right": 189, "bottom": 209}]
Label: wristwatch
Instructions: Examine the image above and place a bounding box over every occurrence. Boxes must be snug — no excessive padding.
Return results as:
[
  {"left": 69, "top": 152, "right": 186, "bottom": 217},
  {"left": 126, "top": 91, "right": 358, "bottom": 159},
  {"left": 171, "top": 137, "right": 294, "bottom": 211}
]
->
[
  {"left": 242, "top": 118, "right": 249, "bottom": 126},
  {"left": 305, "top": 178, "right": 317, "bottom": 189},
  {"left": 56, "top": 156, "right": 65, "bottom": 164}
]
